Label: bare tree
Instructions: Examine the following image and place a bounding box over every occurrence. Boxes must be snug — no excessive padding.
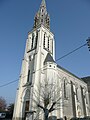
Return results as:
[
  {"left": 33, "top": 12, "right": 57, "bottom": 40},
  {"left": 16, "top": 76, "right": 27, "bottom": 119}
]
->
[
  {"left": 7, "top": 103, "right": 14, "bottom": 113},
  {"left": 7, "top": 103, "right": 14, "bottom": 118},
  {"left": 32, "top": 79, "right": 62, "bottom": 120},
  {"left": 0, "top": 97, "right": 7, "bottom": 111}
]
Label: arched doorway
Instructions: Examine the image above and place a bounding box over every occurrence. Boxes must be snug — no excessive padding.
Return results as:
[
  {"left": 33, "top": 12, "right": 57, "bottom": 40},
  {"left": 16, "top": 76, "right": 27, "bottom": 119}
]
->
[{"left": 21, "top": 89, "right": 30, "bottom": 120}]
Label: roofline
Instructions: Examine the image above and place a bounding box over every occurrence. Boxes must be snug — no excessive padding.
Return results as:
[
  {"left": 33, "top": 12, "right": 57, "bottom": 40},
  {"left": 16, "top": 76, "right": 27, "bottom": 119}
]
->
[
  {"left": 57, "top": 64, "right": 85, "bottom": 82},
  {"left": 28, "top": 24, "right": 54, "bottom": 36}
]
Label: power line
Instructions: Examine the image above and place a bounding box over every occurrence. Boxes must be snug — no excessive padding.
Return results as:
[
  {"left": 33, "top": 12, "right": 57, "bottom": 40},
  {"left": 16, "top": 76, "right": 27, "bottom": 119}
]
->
[
  {"left": 0, "top": 65, "right": 47, "bottom": 88},
  {"left": 0, "top": 43, "right": 88, "bottom": 88},
  {"left": 0, "top": 66, "right": 46, "bottom": 88},
  {"left": 0, "top": 75, "right": 28, "bottom": 88},
  {"left": 0, "top": 79, "right": 19, "bottom": 88},
  {"left": 56, "top": 43, "right": 87, "bottom": 61}
]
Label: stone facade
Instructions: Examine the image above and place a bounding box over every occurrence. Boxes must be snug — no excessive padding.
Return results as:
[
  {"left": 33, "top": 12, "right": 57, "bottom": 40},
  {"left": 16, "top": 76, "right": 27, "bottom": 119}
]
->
[{"left": 13, "top": 0, "right": 90, "bottom": 120}]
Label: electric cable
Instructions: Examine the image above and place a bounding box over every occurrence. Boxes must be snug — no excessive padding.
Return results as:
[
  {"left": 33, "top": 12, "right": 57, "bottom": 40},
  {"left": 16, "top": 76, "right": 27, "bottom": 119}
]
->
[
  {"left": 0, "top": 43, "right": 87, "bottom": 88},
  {"left": 56, "top": 43, "right": 87, "bottom": 61},
  {"left": 0, "top": 75, "right": 28, "bottom": 88},
  {"left": 0, "top": 79, "right": 19, "bottom": 88}
]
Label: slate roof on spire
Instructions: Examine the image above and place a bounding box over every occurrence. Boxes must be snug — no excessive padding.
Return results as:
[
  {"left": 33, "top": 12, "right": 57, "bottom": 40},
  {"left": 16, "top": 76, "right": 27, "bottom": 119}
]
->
[
  {"left": 33, "top": 0, "right": 50, "bottom": 29},
  {"left": 44, "top": 53, "right": 55, "bottom": 64}
]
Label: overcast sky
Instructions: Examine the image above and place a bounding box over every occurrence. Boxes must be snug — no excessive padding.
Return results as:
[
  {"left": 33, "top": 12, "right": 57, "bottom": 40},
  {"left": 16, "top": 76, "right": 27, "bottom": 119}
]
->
[{"left": 0, "top": 0, "right": 90, "bottom": 104}]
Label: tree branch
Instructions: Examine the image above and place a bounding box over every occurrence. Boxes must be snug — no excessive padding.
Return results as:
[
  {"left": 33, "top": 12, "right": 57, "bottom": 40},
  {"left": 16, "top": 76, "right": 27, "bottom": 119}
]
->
[
  {"left": 37, "top": 104, "right": 45, "bottom": 111},
  {"left": 49, "top": 102, "right": 56, "bottom": 112}
]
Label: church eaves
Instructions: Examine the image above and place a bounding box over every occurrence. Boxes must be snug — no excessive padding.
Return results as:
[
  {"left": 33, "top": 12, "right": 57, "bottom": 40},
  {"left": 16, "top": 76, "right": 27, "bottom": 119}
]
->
[
  {"left": 33, "top": 0, "right": 50, "bottom": 29},
  {"left": 57, "top": 64, "right": 83, "bottom": 81}
]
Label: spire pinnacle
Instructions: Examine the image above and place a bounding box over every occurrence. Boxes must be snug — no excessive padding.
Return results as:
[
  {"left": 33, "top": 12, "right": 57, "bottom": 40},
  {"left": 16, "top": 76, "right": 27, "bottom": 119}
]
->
[
  {"left": 41, "top": 0, "right": 46, "bottom": 7},
  {"left": 33, "top": 0, "right": 50, "bottom": 29}
]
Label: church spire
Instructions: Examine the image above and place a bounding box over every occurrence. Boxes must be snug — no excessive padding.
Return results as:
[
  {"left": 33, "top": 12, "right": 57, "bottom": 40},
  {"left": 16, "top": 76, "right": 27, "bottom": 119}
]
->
[
  {"left": 33, "top": 0, "right": 50, "bottom": 29},
  {"left": 41, "top": 0, "right": 46, "bottom": 8}
]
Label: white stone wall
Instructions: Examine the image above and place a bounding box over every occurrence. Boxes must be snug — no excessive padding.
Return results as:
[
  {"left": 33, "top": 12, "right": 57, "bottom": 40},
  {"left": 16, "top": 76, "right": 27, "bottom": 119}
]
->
[
  {"left": 56, "top": 66, "right": 90, "bottom": 119},
  {"left": 13, "top": 24, "right": 90, "bottom": 120},
  {"left": 13, "top": 25, "right": 55, "bottom": 120},
  {"left": 37, "top": 62, "right": 90, "bottom": 120}
]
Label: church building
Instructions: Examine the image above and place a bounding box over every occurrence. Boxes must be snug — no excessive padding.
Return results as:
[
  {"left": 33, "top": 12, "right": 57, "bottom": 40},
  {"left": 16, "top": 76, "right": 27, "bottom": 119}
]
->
[{"left": 13, "top": 0, "right": 90, "bottom": 120}]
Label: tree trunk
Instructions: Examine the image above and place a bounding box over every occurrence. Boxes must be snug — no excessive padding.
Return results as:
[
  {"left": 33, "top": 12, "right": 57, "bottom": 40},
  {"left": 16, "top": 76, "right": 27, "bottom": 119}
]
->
[{"left": 44, "top": 109, "right": 49, "bottom": 120}]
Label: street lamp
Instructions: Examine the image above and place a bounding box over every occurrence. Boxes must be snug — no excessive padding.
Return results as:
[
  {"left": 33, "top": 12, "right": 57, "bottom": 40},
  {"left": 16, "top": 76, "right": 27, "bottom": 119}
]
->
[{"left": 86, "top": 37, "right": 90, "bottom": 51}]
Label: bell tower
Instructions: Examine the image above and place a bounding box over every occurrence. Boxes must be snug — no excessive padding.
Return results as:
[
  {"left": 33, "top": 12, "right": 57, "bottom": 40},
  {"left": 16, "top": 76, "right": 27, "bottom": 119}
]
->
[{"left": 13, "top": 0, "right": 55, "bottom": 120}]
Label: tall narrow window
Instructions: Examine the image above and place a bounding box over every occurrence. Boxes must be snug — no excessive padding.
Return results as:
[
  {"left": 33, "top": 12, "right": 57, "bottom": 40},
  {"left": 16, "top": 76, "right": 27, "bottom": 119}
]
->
[
  {"left": 48, "top": 37, "right": 49, "bottom": 50},
  {"left": 80, "top": 86, "right": 86, "bottom": 116},
  {"left": 27, "top": 70, "right": 30, "bottom": 82},
  {"left": 85, "top": 94, "right": 88, "bottom": 104},
  {"left": 35, "top": 31, "right": 38, "bottom": 49},
  {"left": 25, "top": 101, "right": 30, "bottom": 112},
  {"left": 52, "top": 39, "right": 53, "bottom": 54},
  {"left": 71, "top": 81, "right": 76, "bottom": 117},
  {"left": 64, "top": 80, "right": 66, "bottom": 99},
  {"left": 41, "top": 19, "right": 43, "bottom": 22},
  {"left": 31, "top": 33, "right": 34, "bottom": 49},
  {"left": 43, "top": 34, "right": 45, "bottom": 48},
  {"left": 76, "top": 88, "right": 79, "bottom": 101}
]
